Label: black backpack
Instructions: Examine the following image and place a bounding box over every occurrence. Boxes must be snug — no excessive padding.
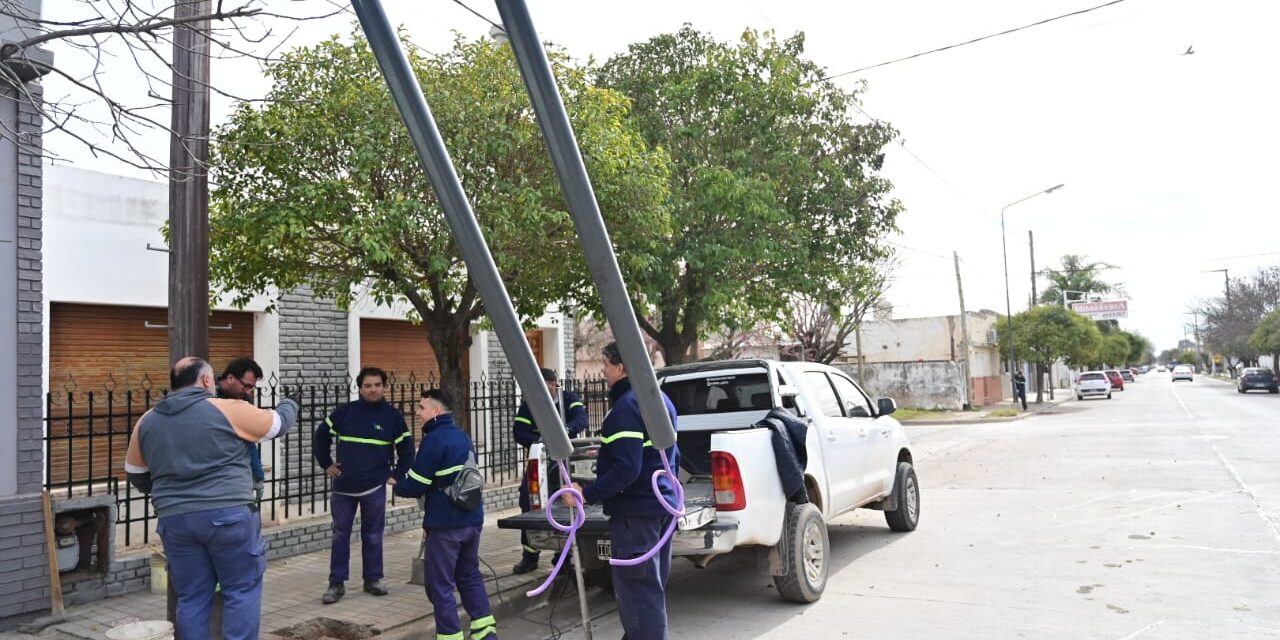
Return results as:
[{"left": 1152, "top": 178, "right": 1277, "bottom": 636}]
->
[{"left": 443, "top": 450, "right": 484, "bottom": 511}]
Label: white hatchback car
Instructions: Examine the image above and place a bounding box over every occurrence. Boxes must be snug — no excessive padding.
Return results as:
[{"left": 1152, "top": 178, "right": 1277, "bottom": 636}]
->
[
  {"left": 1171, "top": 365, "right": 1194, "bottom": 382},
  {"left": 1074, "top": 371, "right": 1113, "bottom": 400}
]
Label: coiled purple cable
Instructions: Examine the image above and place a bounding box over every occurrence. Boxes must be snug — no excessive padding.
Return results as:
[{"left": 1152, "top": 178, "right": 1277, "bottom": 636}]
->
[
  {"left": 526, "top": 460, "right": 586, "bottom": 597},
  {"left": 609, "top": 449, "right": 685, "bottom": 567}
]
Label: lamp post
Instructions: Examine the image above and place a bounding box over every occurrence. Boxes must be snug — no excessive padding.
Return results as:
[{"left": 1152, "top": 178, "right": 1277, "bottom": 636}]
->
[{"left": 1001, "top": 183, "right": 1064, "bottom": 405}]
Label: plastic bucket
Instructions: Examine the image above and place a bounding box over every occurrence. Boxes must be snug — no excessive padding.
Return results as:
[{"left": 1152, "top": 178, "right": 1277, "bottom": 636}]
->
[{"left": 104, "top": 621, "right": 174, "bottom": 640}]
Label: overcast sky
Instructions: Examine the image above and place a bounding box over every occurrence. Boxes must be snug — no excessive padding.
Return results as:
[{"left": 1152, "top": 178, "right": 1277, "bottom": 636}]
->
[{"left": 43, "top": 0, "right": 1280, "bottom": 350}]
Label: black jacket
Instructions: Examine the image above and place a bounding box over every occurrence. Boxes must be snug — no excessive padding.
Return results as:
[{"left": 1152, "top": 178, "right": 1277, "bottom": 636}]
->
[{"left": 754, "top": 409, "right": 809, "bottom": 504}]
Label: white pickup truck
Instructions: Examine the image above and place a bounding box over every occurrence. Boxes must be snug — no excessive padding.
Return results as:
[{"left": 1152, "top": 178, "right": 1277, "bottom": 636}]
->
[{"left": 497, "top": 358, "right": 919, "bottom": 603}]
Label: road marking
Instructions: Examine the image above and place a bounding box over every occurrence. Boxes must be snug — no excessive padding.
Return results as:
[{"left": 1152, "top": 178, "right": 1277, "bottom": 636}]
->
[
  {"left": 1123, "top": 490, "right": 1237, "bottom": 518},
  {"left": 1114, "top": 620, "right": 1165, "bottom": 640},
  {"left": 1141, "top": 544, "right": 1280, "bottom": 556},
  {"left": 1169, "top": 385, "right": 1280, "bottom": 546}
]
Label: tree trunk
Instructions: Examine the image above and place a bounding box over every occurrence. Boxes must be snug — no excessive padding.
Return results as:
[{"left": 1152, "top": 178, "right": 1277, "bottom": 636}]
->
[
  {"left": 1034, "top": 361, "right": 1044, "bottom": 404},
  {"left": 426, "top": 317, "right": 474, "bottom": 429}
]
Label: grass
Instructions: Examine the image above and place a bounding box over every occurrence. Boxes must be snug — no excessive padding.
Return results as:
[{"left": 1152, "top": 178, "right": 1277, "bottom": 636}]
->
[
  {"left": 892, "top": 408, "right": 945, "bottom": 421},
  {"left": 985, "top": 407, "right": 1022, "bottom": 418}
]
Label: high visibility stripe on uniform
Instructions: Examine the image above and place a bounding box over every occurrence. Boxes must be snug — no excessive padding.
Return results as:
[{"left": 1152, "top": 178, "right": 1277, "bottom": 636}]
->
[
  {"left": 470, "top": 616, "right": 495, "bottom": 630},
  {"left": 568, "top": 401, "right": 585, "bottom": 409},
  {"left": 514, "top": 416, "right": 533, "bottom": 425},
  {"left": 471, "top": 628, "right": 496, "bottom": 640},
  {"left": 337, "top": 435, "right": 393, "bottom": 446},
  {"left": 437, "top": 632, "right": 464, "bottom": 640},
  {"left": 435, "top": 464, "right": 465, "bottom": 477},
  {"left": 394, "top": 431, "right": 412, "bottom": 444},
  {"left": 407, "top": 469, "right": 433, "bottom": 486},
  {"left": 600, "top": 430, "right": 645, "bottom": 444},
  {"left": 326, "top": 416, "right": 337, "bottom": 436},
  {"left": 522, "top": 544, "right": 538, "bottom": 553}
]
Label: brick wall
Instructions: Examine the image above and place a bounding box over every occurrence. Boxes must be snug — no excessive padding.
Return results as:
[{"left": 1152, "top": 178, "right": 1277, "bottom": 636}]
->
[
  {"left": 486, "top": 331, "right": 513, "bottom": 379},
  {"left": 0, "top": 76, "right": 49, "bottom": 621}
]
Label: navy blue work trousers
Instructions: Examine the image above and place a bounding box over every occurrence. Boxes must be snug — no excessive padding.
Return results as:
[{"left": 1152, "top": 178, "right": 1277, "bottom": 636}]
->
[
  {"left": 424, "top": 526, "right": 497, "bottom": 640},
  {"left": 610, "top": 515, "right": 673, "bottom": 640},
  {"left": 158, "top": 505, "right": 265, "bottom": 640},
  {"left": 329, "top": 485, "right": 386, "bottom": 584}
]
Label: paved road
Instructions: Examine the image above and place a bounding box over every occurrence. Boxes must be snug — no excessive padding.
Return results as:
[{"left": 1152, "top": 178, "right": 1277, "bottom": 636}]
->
[{"left": 509, "top": 374, "right": 1280, "bottom": 639}]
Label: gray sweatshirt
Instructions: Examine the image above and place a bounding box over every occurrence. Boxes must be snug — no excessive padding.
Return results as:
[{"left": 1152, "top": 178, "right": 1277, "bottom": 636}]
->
[{"left": 125, "top": 386, "right": 299, "bottom": 518}]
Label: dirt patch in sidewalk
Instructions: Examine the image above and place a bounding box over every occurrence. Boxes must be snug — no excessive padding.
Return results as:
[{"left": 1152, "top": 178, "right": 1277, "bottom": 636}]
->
[{"left": 273, "top": 618, "right": 380, "bottom": 640}]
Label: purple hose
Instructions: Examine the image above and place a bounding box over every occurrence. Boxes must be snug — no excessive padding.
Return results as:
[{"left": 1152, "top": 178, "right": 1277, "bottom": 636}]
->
[
  {"left": 526, "top": 460, "right": 586, "bottom": 597},
  {"left": 609, "top": 449, "right": 686, "bottom": 567}
]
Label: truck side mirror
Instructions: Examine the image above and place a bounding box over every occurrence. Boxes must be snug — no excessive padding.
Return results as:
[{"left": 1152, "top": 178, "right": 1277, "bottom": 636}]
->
[{"left": 876, "top": 397, "right": 897, "bottom": 416}]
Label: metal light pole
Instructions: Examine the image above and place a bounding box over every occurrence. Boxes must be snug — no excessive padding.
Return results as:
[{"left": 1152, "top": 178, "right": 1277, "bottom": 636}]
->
[{"left": 1001, "top": 183, "right": 1064, "bottom": 405}]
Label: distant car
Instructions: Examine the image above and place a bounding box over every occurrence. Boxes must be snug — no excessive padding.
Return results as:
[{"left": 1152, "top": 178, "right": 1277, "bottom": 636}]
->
[
  {"left": 1156, "top": 365, "right": 1167, "bottom": 373},
  {"left": 1237, "top": 367, "right": 1279, "bottom": 394},
  {"left": 1171, "top": 365, "right": 1193, "bottom": 382},
  {"left": 1074, "top": 371, "right": 1113, "bottom": 400},
  {"left": 1104, "top": 370, "right": 1125, "bottom": 390},
  {"left": 1119, "top": 370, "right": 1135, "bottom": 383}
]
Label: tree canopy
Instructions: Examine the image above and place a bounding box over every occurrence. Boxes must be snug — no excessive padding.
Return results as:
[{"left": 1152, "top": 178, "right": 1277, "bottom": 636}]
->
[
  {"left": 596, "top": 26, "right": 902, "bottom": 363},
  {"left": 209, "top": 33, "right": 670, "bottom": 397},
  {"left": 1039, "top": 254, "right": 1116, "bottom": 306},
  {"left": 998, "top": 305, "right": 1102, "bottom": 371}
]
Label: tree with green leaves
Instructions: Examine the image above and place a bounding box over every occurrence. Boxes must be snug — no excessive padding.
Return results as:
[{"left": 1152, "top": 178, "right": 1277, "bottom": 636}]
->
[
  {"left": 998, "top": 305, "right": 1101, "bottom": 403},
  {"left": 1039, "top": 254, "right": 1116, "bottom": 306},
  {"left": 596, "top": 26, "right": 902, "bottom": 364},
  {"left": 1249, "top": 309, "right": 1280, "bottom": 369},
  {"left": 1096, "top": 333, "right": 1132, "bottom": 369},
  {"left": 209, "top": 34, "right": 670, "bottom": 398}
]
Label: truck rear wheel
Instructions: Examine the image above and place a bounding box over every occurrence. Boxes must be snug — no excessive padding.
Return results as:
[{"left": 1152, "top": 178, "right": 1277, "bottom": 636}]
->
[
  {"left": 884, "top": 462, "right": 920, "bottom": 532},
  {"left": 773, "top": 503, "right": 828, "bottom": 603}
]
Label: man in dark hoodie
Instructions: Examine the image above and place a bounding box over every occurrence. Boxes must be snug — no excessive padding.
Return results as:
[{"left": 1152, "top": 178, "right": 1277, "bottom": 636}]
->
[
  {"left": 396, "top": 389, "right": 497, "bottom": 640},
  {"left": 313, "top": 367, "right": 414, "bottom": 604},
  {"left": 124, "top": 357, "right": 299, "bottom": 640},
  {"left": 215, "top": 357, "right": 266, "bottom": 504}
]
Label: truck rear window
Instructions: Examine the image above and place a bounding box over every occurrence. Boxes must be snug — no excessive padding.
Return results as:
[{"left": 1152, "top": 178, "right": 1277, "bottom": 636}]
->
[{"left": 661, "top": 373, "right": 773, "bottom": 415}]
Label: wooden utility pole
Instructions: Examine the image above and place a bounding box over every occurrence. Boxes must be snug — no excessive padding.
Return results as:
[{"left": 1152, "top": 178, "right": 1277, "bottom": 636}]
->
[
  {"left": 167, "top": 0, "right": 212, "bottom": 365},
  {"left": 953, "top": 251, "right": 972, "bottom": 409},
  {"left": 1028, "top": 229, "right": 1043, "bottom": 402}
]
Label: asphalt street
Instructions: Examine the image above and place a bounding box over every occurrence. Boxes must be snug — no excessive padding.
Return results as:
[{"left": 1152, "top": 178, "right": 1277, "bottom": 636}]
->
[{"left": 509, "top": 373, "right": 1280, "bottom": 639}]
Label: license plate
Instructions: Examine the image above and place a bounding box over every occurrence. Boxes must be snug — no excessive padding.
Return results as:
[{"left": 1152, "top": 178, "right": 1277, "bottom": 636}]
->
[{"left": 596, "top": 539, "right": 611, "bottom": 560}]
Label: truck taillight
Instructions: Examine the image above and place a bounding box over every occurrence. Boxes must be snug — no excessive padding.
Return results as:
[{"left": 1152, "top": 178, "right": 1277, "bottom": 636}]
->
[
  {"left": 527, "top": 459, "right": 542, "bottom": 511},
  {"left": 711, "top": 451, "right": 746, "bottom": 511}
]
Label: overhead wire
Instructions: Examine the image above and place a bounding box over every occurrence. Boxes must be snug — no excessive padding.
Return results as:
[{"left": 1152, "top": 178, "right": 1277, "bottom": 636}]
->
[{"left": 822, "top": 0, "right": 1130, "bottom": 80}]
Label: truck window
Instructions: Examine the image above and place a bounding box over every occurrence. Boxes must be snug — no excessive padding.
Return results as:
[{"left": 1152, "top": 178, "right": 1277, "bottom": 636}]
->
[
  {"left": 828, "top": 373, "right": 874, "bottom": 418},
  {"left": 661, "top": 372, "right": 772, "bottom": 415},
  {"left": 803, "top": 371, "right": 844, "bottom": 418}
]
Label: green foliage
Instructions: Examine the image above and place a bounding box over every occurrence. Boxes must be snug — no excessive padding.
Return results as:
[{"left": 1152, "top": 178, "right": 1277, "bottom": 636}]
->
[
  {"left": 1178, "top": 351, "right": 1199, "bottom": 365},
  {"left": 997, "top": 305, "right": 1101, "bottom": 369},
  {"left": 1097, "top": 333, "right": 1131, "bottom": 368},
  {"left": 1121, "top": 331, "right": 1154, "bottom": 365},
  {"left": 1039, "top": 254, "right": 1116, "bottom": 306},
  {"left": 209, "top": 33, "right": 669, "bottom": 392},
  {"left": 1249, "top": 309, "right": 1280, "bottom": 358},
  {"left": 596, "top": 26, "right": 902, "bottom": 362}
]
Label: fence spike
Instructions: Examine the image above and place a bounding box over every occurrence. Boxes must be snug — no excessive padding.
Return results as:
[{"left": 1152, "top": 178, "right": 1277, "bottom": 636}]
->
[{"left": 140, "top": 373, "right": 153, "bottom": 390}]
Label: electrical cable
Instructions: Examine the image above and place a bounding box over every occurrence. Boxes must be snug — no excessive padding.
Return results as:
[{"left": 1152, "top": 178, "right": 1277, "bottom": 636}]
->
[
  {"left": 449, "top": 0, "right": 503, "bottom": 31},
  {"left": 822, "top": 0, "right": 1130, "bottom": 80},
  {"left": 526, "top": 460, "right": 586, "bottom": 596},
  {"left": 609, "top": 449, "right": 685, "bottom": 567}
]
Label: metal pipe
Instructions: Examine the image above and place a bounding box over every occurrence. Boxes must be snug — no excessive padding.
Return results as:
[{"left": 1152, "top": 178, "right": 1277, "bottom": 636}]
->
[
  {"left": 495, "top": 0, "right": 677, "bottom": 449},
  {"left": 349, "top": 0, "right": 572, "bottom": 459}
]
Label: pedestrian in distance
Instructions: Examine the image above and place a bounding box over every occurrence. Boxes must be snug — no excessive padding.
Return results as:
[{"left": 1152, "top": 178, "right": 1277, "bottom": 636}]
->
[
  {"left": 568, "top": 342, "right": 680, "bottom": 640},
  {"left": 216, "top": 357, "right": 266, "bottom": 506},
  {"left": 124, "top": 357, "right": 299, "bottom": 640},
  {"left": 1013, "top": 369, "right": 1028, "bottom": 411},
  {"left": 396, "top": 389, "right": 498, "bottom": 640},
  {"left": 512, "top": 367, "right": 589, "bottom": 575},
  {"left": 313, "top": 366, "right": 414, "bottom": 604}
]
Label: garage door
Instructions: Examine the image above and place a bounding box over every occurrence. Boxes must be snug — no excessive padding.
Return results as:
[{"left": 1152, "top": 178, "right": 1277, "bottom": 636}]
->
[
  {"left": 47, "top": 303, "right": 254, "bottom": 484},
  {"left": 359, "top": 319, "right": 544, "bottom": 388}
]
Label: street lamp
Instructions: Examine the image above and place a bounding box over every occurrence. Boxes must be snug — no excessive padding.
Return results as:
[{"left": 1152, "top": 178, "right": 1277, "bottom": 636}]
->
[{"left": 1001, "top": 183, "right": 1064, "bottom": 404}]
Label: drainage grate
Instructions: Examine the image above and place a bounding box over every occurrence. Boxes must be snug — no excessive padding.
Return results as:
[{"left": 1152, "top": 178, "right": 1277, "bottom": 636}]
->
[{"left": 272, "top": 618, "right": 380, "bottom": 640}]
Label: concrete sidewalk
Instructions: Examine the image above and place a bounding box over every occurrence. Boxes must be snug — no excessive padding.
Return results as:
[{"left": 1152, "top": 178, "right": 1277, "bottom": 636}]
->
[
  {"left": 897, "top": 389, "right": 1075, "bottom": 425},
  {"left": 6, "top": 507, "right": 564, "bottom": 640}
]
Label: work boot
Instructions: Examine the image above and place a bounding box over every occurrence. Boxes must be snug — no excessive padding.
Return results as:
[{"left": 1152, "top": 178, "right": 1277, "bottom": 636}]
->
[
  {"left": 322, "top": 582, "right": 345, "bottom": 604},
  {"left": 363, "top": 579, "right": 389, "bottom": 596},
  {"left": 512, "top": 553, "right": 539, "bottom": 575}
]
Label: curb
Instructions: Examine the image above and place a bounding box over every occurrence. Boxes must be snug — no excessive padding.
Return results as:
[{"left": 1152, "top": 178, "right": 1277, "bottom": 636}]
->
[{"left": 900, "top": 397, "right": 1074, "bottom": 426}]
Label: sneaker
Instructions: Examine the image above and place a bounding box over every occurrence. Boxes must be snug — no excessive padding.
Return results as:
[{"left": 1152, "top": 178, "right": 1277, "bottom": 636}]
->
[
  {"left": 322, "top": 582, "right": 345, "bottom": 604},
  {"left": 512, "top": 554, "right": 539, "bottom": 575},
  {"left": 363, "top": 579, "right": 389, "bottom": 596}
]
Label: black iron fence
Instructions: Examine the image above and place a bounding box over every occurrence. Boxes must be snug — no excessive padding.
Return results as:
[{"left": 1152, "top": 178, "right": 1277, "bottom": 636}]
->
[{"left": 43, "top": 374, "right": 612, "bottom": 547}]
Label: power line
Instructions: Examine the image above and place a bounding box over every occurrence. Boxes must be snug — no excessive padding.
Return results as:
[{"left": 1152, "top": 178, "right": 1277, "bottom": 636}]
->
[
  {"left": 450, "top": 0, "right": 503, "bottom": 31},
  {"left": 822, "top": 0, "right": 1129, "bottom": 80}
]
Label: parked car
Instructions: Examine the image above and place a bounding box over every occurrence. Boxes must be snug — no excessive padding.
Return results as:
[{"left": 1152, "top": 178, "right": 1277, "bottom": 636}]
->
[
  {"left": 1074, "top": 371, "right": 1113, "bottom": 400},
  {"left": 1171, "top": 365, "right": 1194, "bottom": 382},
  {"left": 1237, "top": 367, "right": 1279, "bottom": 394},
  {"left": 1104, "top": 370, "right": 1125, "bottom": 390},
  {"left": 1119, "top": 370, "right": 1135, "bottom": 383},
  {"left": 499, "top": 359, "right": 918, "bottom": 604},
  {"left": 1156, "top": 365, "right": 1167, "bottom": 373}
]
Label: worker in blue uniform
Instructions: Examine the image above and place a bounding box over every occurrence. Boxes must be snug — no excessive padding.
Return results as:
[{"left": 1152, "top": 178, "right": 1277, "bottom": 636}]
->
[
  {"left": 313, "top": 367, "right": 414, "bottom": 604},
  {"left": 512, "top": 367, "right": 589, "bottom": 574},
  {"left": 396, "top": 389, "right": 498, "bottom": 640},
  {"left": 570, "top": 342, "right": 679, "bottom": 639}
]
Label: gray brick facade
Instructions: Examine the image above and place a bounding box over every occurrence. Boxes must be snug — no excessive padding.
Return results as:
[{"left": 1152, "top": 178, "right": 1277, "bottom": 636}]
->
[
  {"left": 561, "top": 312, "right": 577, "bottom": 380},
  {"left": 0, "top": 65, "right": 49, "bottom": 622}
]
